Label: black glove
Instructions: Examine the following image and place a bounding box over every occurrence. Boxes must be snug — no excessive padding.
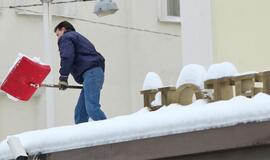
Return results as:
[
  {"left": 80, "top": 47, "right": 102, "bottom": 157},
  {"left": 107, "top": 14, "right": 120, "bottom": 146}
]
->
[{"left": 59, "top": 76, "right": 68, "bottom": 90}]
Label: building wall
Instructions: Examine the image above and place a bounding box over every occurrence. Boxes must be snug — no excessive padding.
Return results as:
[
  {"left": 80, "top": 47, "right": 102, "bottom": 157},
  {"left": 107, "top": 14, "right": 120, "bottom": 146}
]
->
[
  {"left": 0, "top": 0, "right": 181, "bottom": 140},
  {"left": 126, "top": 0, "right": 181, "bottom": 111},
  {"left": 180, "top": 0, "right": 213, "bottom": 68},
  {"left": 212, "top": 0, "right": 270, "bottom": 72}
]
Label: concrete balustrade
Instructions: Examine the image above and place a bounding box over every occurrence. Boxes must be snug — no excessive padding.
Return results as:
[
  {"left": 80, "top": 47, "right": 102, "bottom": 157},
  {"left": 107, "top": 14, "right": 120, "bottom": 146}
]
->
[{"left": 141, "top": 71, "right": 270, "bottom": 111}]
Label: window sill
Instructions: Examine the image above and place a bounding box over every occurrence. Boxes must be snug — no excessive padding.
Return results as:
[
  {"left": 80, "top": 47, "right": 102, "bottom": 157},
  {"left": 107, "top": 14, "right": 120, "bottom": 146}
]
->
[{"left": 159, "top": 16, "right": 181, "bottom": 23}]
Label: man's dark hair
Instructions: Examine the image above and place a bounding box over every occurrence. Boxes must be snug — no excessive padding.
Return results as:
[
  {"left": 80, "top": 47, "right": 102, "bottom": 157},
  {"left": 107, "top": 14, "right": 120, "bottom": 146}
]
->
[{"left": 54, "top": 21, "right": 76, "bottom": 32}]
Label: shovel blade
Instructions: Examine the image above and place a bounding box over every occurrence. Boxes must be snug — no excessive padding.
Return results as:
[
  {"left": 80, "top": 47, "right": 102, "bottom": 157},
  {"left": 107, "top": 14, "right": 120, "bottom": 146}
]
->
[{"left": 0, "top": 56, "right": 51, "bottom": 101}]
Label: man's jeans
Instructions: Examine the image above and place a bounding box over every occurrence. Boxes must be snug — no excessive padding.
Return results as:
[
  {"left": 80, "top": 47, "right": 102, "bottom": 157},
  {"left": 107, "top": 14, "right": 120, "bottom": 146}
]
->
[{"left": 75, "top": 67, "right": 107, "bottom": 124}]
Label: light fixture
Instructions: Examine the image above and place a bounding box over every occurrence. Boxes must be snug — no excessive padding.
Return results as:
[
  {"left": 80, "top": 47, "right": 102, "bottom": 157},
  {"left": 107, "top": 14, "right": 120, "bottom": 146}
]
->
[{"left": 94, "top": 0, "right": 118, "bottom": 17}]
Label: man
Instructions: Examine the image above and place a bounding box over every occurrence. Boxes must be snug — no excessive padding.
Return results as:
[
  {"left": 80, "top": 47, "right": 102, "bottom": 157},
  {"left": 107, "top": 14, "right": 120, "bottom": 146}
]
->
[{"left": 54, "top": 21, "right": 107, "bottom": 124}]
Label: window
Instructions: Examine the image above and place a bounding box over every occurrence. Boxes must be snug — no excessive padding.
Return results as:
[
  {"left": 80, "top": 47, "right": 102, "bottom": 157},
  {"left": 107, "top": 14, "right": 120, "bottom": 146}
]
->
[
  {"left": 159, "top": 0, "right": 181, "bottom": 23},
  {"left": 167, "top": 0, "right": 180, "bottom": 17}
]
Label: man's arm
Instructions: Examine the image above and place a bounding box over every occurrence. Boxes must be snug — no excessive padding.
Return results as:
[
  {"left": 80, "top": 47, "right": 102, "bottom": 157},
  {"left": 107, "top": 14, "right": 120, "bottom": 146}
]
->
[{"left": 58, "top": 36, "right": 75, "bottom": 81}]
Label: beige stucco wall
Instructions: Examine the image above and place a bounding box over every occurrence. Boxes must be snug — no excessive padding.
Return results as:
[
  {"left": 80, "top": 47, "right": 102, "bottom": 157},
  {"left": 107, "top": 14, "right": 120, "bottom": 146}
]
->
[
  {"left": 126, "top": 0, "right": 181, "bottom": 111},
  {"left": 212, "top": 0, "right": 270, "bottom": 72},
  {"left": 0, "top": 0, "right": 181, "bottom": 140}
]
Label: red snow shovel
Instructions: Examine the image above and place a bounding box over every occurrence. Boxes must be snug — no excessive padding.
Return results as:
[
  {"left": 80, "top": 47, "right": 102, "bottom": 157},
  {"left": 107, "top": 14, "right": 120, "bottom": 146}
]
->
[{"left": 0, "top": 55, "right": 82, "bottom": 101}]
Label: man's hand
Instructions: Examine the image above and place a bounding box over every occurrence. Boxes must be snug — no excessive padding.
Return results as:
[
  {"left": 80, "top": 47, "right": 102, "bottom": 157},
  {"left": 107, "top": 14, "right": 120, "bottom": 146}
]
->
[{"left": 59, "top": 76, "right": 68, "bottom": 90}]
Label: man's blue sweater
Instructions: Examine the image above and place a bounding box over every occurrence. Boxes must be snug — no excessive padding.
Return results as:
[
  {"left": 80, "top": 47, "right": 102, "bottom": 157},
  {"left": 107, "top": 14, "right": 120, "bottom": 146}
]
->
[{"left": 58, "top": 31, "right": 105, "bottom": 84}]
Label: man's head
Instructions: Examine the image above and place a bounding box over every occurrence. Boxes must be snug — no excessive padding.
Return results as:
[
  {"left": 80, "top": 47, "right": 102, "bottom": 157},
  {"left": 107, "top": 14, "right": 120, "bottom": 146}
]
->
[{"left": 54, "top": 21, "right": 76, "bottom": 39}]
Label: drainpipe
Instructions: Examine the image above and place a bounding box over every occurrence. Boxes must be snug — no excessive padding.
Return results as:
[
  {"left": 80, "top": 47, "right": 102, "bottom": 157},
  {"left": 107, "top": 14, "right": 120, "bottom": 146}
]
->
[{"left": 41, "top": 0, "right": 55, "bottom": 128}]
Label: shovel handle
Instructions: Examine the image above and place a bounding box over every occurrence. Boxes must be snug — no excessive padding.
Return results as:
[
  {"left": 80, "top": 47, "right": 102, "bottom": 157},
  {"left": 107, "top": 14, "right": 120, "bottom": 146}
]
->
[{"left": 41, "top": 84, "right": 83, "bottom": 89}]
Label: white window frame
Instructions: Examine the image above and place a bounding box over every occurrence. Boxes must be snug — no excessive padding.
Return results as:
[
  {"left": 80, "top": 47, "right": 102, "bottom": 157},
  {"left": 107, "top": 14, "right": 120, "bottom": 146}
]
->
[
  {"left": 0, "top": 0, "right": 3, "bottom": 13},
  {"left": 159, "top": 0, "right": 181, "bottom": 23}
]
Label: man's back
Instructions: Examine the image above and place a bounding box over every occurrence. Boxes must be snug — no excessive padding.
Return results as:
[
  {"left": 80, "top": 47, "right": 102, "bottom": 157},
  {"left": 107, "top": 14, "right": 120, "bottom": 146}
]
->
[{"left": 58, "top": 31, "right": 105, "bottom": 84}]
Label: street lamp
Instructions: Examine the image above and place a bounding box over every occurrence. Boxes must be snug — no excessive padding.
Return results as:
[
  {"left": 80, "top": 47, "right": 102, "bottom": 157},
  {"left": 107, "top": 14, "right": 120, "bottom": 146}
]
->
[{"left": 94, "top": 0, "right": 118, "bottom": 17}]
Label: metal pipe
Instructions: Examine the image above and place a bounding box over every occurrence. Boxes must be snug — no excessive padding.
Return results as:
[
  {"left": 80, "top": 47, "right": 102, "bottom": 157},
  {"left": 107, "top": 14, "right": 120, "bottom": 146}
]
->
[
  {"left": 42, "top": 1, "right": 55, "bottom": 128},
  {"left": 42, "top": 84, "right": 83, "bottom": 89}
]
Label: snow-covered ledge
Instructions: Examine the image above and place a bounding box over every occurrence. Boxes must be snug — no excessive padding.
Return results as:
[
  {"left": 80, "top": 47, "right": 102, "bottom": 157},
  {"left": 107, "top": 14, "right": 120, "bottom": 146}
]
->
[{"left": 1, "top": 93, "right": 270, "bottom": 160}]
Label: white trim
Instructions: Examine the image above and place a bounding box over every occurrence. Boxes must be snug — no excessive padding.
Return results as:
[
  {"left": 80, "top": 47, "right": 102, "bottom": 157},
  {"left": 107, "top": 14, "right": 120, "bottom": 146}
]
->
[
  {"left": 180, "top": 0, "right": 213, "bottom": 68},
  {"left": 159, "top": 16, "right": 181, "bottom": 23},
  {"left": 159, "top": 0, "right": 181, "bottom": 23},
  {"left": 43, "top": 2, "right": 55, "bottom": 128},
  {"left": 0, "top": 0, "right": 3, "bottom": 13}
]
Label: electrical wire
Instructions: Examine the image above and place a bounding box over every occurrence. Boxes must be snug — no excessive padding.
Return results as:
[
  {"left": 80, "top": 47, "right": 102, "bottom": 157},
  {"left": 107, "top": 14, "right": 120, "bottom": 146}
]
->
[
  {"left": 57, "top": 15, "right": 181, "bottom": 37},
  {"left": 8, "top": 0, "right": 95, "bottom": 8},
  {"left": 1, "top": 2, "right": 181, "bottom": 37},
  {"left": 52, "top": 0, "right": 96, "bottom": 5},
  {"left": 9, "top": 3, "right": 43, "bottom": 8},
  {"left": 12, "top": 7, "right": 42, "bottom": 14}
]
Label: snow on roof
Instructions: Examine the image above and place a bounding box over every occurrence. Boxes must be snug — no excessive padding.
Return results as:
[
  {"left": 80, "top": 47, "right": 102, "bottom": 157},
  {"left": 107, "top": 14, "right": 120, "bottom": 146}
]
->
[
  {"left": 142, "top": 72, "right": 163, "bottom": 90},
  {"left": 1, "top": 93, "right": 270, "bottom": 160},
  {"left": 206, "top": 62, "right": 238, "bottom": 80},
  {"left": 176, "top": 64, "right": 207, "bottom": 89}
]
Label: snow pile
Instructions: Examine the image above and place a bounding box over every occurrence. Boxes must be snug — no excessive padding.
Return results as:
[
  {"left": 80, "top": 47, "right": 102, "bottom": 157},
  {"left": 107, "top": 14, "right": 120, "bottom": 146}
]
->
[
  {"left": 143, "top": 72, "right": 163, "bottom": 106},
  {"left": 1, "top": 93, "right": 270, "bottom": 159},
  {"left": 176, "top": 64, "right": 207, "bottom": 89},
  {"left": 234, "top": 71, "right": 258, "bottom": 77},
  {"left": 206, "top": 62, "right": 238, "bottom": 80},
  {"left": 151, "top": 92, "right": 162, "bottom": 106},
  {"left": 4, "top": 53, "right": 44, "bottom": 77},
  {"left": 142, "top": 72, "right": 163, "bottom": 90}
]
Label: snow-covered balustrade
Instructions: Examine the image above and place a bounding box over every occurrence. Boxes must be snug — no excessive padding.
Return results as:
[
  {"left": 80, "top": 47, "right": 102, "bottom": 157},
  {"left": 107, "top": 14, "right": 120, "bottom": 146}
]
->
[
  {"left": 157, "top": 64, "right": 206, "bottom": 106},
  {"left": 232, "top": 73, "right": 258, "bottom": 97},
  {"left": 204, "top": 62, "right": 238, "bottom": 102},
  {"left": 141, "top": 62, "right": 270, "bottom": 111},
  {"left": 256, "top": 71, "right": 270, "bottom": 95},
  {"left": 140, "top": 72, "right": 163, "bottom": 111},
  {"left": 141, "top": 64, "right": 207, "bottom": 110},
  {"left": 205, "top": 70, "right": 270, "bottom": 102},
  {"left": 140, "top": 89, "right": 159, "bottom": 109},
  {"left": 204, "top": 77, "right": 234, "bottom": 102},
  {"left": 158, "top": 84, "right": 203, "bottom": 106}
]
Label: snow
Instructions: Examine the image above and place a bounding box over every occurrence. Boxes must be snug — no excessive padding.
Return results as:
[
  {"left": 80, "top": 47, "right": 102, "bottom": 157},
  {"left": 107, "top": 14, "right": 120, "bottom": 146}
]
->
[
  {"left": 143, "top": 72, "right": 163, "bottom": 107},
  {"left": 142, "top": 72, "right": 163, "bottom": 90},
  {"left": 234, "top": 71, "right": 258, "bottom": 77},
  {"left": 6, "top": 94, "right": 19, "bottom": 102},
  {"left": 1, "top": 93, "right": 270, "bottom": 159},
  {"left": 206, "top": 62, "right": 238, "bottom": 80},
  {"left": 151, "top": 92, "right": 162, "bottom": 106},
  {"left": 176, "top": 64, "right": 207, "bottom": 89}
]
